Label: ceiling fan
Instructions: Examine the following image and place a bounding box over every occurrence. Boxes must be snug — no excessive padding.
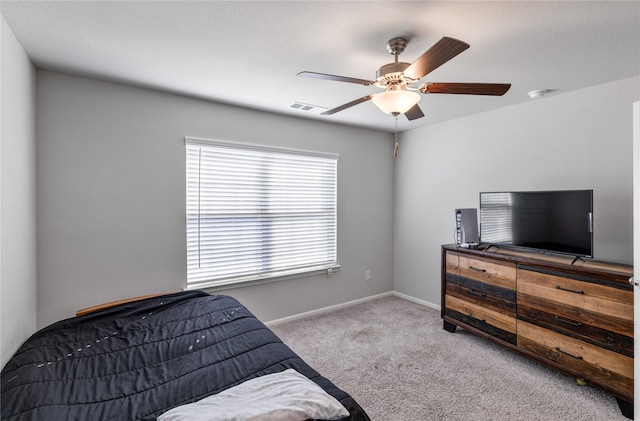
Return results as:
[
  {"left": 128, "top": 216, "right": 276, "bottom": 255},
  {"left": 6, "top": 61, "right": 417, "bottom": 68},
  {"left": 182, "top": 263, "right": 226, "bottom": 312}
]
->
[{"left": 298, "top": 36, "right": 511, "bottom": 121}]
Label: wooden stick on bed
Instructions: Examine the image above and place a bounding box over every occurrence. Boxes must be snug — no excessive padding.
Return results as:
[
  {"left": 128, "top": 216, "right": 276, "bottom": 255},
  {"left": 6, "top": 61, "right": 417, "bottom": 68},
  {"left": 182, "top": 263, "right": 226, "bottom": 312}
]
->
[{"left": 75, "top": 293, "right": 172, "bottom": 317}]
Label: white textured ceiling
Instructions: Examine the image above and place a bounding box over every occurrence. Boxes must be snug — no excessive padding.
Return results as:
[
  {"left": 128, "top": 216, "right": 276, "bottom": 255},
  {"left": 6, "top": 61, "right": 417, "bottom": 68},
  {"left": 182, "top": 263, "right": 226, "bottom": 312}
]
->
[{"left": 2, "top": 1, "right": 639, "bottom": 132}]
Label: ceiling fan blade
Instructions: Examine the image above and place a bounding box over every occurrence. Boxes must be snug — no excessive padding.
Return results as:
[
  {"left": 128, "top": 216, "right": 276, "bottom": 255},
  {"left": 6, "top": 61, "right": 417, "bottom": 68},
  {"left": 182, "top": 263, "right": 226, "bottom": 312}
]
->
[
  {"left": 422, "top": 82, "right": 511, "bottom": 96},
  {"left": 297, "top": 71, "right": 374, "bottom": 86},
  {"left": 404, "top": 104, "right": 425, "bottom": 121},
  {"left": 403, "top": 37, "right": 470, "bottom": 81},
  {"left": 321, "top": 95, "right": 374, "bottom": 115}
]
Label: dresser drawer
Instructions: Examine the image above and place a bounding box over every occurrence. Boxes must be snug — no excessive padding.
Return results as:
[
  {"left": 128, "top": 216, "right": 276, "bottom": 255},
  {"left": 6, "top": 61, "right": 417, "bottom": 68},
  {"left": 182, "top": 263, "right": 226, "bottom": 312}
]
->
[
  {"left": 445, "top": 294, "right": 516, "bottom": 344},
  {"left": 446, "top": 252, "right": 516, "bottom": 290},
  {"left": 446, "top": 252, "right": 516, "bottom": 315},
  {"left": 518, "top": 320, "right": 633, "bottom": 399},
  {"left": 517, "top": 267, "right": 633, "bottom": 355}
]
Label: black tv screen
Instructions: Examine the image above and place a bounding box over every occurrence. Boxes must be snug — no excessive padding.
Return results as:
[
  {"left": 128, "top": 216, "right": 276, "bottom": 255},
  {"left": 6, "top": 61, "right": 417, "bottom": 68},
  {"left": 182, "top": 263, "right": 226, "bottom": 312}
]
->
[{"left": 479, "top": 190, "right": 593, "bottom": 257}]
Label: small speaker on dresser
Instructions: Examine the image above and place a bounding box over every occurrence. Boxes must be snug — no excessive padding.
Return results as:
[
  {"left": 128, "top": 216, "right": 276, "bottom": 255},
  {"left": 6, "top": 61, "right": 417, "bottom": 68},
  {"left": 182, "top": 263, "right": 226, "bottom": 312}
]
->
[{"left": 455, "top": 208, "right": 479, "bottom": 246}]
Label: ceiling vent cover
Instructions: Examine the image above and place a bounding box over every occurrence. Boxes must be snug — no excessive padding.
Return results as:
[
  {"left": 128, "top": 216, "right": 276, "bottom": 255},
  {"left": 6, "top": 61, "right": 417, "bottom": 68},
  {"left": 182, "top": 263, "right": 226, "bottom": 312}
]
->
[{"left": 290, "top": 102, "right": 327, "bottom": 114}]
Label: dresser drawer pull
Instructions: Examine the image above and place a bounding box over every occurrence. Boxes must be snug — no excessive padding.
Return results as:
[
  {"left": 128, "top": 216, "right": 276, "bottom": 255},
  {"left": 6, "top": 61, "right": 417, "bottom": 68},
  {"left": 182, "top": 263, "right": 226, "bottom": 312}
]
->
[
  {"left": 554, "top": 316, "right": 583, "bottom": 327},
  {"left": 467, "top": 288, "right": 487, "bottom": 298},
  {"left": 468, "top": 266, "right": 487, "bottom": 272},
  {"left": 555, "top": 285, "right": 584, "bottom": 295},
  {"left": 554, "top": 346, "right": 583, "bottom": 360}
]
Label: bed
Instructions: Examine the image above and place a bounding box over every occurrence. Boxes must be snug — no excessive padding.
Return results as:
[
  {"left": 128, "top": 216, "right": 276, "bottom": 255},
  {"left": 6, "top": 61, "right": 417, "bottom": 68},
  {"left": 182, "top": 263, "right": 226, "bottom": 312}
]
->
[{"left": 1, "top": 291, "right": 370, "bottom": 420}]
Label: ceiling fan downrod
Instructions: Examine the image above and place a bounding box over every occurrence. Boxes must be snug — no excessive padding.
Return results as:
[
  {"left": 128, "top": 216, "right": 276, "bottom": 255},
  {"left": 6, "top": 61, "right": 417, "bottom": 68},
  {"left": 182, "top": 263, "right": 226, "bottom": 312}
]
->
[{"left": 376, "top": 37, "right": 412, "bottom": 86}]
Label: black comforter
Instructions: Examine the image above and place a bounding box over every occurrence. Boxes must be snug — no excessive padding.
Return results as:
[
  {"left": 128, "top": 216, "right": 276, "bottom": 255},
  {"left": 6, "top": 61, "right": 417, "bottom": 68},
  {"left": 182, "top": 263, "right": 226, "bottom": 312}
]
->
[{"left": 1, "top": 291, "right": 369, "bottom": 420}]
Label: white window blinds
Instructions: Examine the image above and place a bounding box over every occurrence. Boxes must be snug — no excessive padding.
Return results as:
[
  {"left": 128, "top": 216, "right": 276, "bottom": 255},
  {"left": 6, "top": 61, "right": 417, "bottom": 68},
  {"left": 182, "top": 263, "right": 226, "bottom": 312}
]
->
[{"left": 186, "top": 137, "right": 338, "bottom": 289}]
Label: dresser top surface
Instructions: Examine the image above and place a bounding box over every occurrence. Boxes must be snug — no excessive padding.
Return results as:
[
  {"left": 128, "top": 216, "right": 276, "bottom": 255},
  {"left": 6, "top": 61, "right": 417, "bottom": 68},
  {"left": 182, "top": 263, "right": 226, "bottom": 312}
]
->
[{"left": 442, "top": 244, "right": 633, "bottom": 278}]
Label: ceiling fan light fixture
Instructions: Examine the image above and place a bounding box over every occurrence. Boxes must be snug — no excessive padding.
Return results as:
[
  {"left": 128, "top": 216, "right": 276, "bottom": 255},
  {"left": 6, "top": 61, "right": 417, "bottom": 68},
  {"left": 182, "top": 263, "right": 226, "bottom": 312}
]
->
[{"left": 371, "top": 89, "right": 421, "bottom": 115}]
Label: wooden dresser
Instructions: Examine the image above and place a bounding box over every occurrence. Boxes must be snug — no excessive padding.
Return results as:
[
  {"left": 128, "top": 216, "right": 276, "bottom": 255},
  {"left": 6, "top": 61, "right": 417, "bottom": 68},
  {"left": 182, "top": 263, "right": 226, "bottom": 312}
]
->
[{"left": 441, "top": 244, "right": 634, "bottom": 418}]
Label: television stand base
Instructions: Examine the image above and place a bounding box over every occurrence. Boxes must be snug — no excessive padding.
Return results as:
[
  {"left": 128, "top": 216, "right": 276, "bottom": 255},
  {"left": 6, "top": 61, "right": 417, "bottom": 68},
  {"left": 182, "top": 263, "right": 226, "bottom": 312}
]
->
[{"left": 571, "top": 255, "right": 586, "bottom": 265}]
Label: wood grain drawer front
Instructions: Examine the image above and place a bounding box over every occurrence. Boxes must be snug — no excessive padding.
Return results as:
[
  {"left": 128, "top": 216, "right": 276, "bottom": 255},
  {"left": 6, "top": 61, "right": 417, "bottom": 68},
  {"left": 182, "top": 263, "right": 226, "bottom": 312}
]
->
[
  {"left": 518, "top": 295, "right": 633, "bottom": 357},
  {"left": 517, "top": 268, "right": 633, "bottom": 339},
  {"left": 446, "top": 252, "right": 516, "bottom": 290},
  {"left": 446, "top": 281, "right": 516, "bottom": 318},
  {"left": 518, "top": 320, "right": 633, "bottom": 398},
  {"left": 445, "top": 294, "right": 517, "bottom": 344}
]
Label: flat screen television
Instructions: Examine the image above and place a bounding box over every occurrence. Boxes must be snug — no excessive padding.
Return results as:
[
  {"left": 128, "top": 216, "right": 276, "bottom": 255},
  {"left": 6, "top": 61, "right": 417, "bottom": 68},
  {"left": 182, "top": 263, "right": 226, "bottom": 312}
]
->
[{"left": 479, "top": 190, "right": 593, "bottom": 258}]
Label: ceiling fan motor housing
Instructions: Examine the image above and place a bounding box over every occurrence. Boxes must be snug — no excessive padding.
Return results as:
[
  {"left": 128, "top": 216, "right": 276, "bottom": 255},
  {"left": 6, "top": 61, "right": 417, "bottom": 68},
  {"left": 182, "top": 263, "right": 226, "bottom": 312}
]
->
[{"left": 375, "top": 62, "right": 412, "bottom": 87}]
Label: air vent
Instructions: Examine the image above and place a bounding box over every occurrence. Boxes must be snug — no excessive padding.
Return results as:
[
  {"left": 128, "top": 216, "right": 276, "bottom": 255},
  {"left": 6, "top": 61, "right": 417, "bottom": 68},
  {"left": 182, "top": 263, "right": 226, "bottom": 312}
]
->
[{"left": 290, "top": 102, "right": 327, "bottom": 114}]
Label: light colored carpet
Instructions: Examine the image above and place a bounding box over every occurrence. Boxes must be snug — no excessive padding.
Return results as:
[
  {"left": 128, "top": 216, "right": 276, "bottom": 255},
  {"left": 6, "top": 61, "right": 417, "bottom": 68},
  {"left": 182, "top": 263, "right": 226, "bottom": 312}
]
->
[{"left": 270, "top": 295, "right": 628, "bottom": 421}]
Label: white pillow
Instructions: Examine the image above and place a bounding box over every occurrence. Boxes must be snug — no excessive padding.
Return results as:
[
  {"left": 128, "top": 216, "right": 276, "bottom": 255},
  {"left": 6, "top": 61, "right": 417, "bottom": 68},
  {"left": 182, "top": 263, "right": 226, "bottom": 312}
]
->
[{"left": 158, "top": 369, "right": 350, "bottom": 421}]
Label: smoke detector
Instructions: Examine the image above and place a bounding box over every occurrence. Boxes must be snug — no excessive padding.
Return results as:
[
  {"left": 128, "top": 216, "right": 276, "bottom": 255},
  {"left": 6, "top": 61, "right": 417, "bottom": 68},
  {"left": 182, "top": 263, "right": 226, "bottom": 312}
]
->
[{"left": 528, "top": 89, "right": 548, "bottom": 99}]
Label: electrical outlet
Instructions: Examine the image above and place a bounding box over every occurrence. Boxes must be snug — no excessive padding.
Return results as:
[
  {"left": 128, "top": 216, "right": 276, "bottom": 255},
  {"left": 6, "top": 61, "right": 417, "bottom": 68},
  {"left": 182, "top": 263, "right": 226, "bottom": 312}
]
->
[{"left": 365, "top": 270, "right": 371, "bottom": 281}]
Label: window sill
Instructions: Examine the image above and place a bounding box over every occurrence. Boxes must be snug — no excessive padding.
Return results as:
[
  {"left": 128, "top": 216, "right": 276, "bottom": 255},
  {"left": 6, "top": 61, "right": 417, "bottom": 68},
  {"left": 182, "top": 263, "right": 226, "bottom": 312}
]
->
[{"left": 185, "top": 265, "right": 342, "bottom": 293}]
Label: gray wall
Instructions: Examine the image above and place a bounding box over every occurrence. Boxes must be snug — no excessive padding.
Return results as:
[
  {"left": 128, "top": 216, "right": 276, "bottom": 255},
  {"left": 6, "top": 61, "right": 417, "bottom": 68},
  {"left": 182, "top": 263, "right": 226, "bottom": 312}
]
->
[
  {"left": 1, "top": 16, "right": 37, "bottom": 367},
  {"left": 394, "top": 76, "right": 640, "bottom": 307},
  {"left": 36, "top": 71, "right": 394, "bottom": 328},
  {"left": 12, "top": 61, "right": 640, "bottom": 355}
]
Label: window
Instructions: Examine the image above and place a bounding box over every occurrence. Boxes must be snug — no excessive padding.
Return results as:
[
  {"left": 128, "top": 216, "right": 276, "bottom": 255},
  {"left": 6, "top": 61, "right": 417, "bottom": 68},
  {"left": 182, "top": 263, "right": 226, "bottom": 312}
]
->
[{"left": 186, "top": 137, "right": 338, "bottom": 289}]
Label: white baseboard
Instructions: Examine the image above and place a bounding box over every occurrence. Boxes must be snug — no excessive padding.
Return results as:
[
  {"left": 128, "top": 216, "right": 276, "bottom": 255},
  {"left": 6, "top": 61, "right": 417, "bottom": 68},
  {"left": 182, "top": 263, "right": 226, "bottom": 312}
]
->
[
  {"left": 392, "top": 291, "right": 441, "bottom": 311},
  {"left": 265, "top": 291, "right": 393, "bottom": 326},
  {"left": 265, "top": 290, "right": 439, "bottom": 326}
]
